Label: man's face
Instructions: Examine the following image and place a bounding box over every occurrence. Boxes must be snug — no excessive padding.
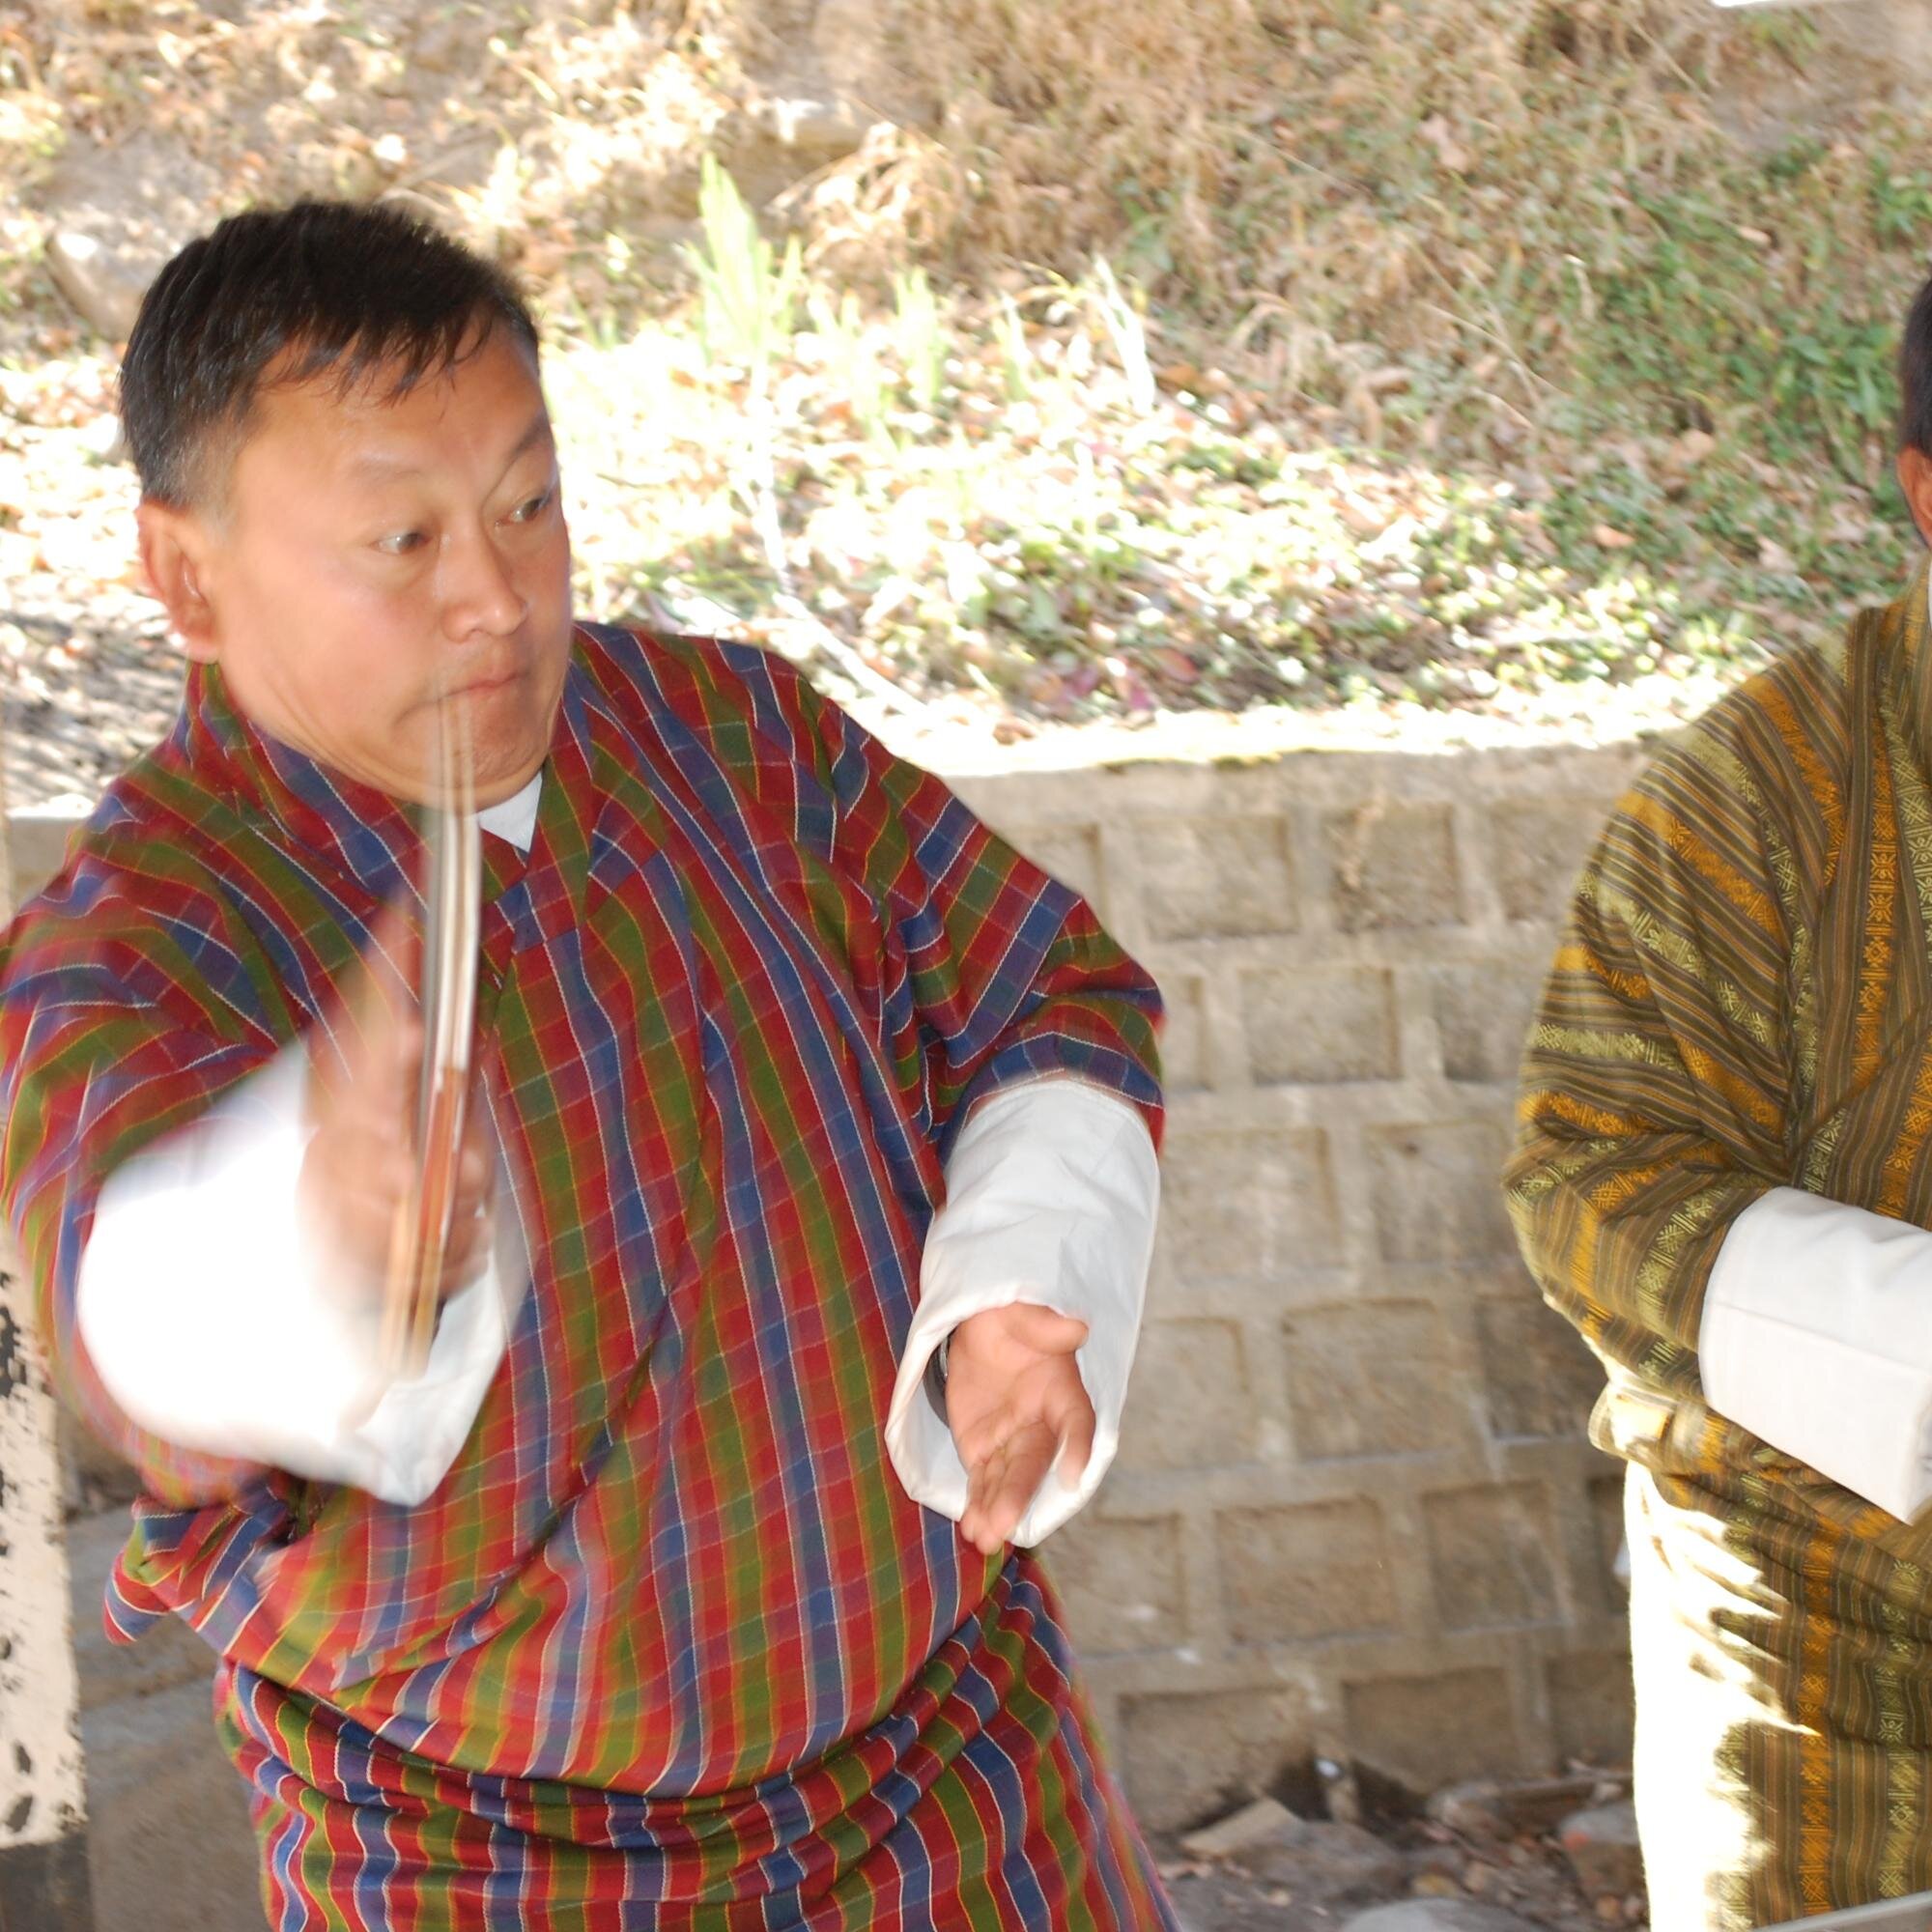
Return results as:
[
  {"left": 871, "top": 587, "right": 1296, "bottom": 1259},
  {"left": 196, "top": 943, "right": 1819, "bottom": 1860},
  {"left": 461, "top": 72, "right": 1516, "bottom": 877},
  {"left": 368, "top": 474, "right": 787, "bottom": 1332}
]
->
[{"left": 144, "top": 325, "right": 574, "bottom": 807}]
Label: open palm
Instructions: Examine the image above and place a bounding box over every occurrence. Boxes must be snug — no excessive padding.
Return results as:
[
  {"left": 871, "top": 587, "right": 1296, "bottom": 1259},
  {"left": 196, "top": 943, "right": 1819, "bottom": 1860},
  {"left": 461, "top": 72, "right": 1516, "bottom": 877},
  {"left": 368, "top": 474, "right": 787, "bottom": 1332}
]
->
[{"left": 945, "top": 1301, "right": 1094, "bottom": 1556}]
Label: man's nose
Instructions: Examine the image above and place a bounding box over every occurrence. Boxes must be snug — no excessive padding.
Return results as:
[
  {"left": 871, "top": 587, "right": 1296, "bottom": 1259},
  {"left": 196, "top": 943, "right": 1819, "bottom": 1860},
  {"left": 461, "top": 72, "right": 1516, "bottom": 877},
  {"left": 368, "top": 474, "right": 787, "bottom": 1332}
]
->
[{"left": 440, "top": 523, "right": 527, "bottom": 638}]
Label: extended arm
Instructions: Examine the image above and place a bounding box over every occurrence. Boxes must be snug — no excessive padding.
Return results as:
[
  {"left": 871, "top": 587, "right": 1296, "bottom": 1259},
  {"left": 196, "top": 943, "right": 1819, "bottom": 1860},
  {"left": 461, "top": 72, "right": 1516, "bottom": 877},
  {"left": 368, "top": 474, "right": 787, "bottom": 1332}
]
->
[
  {"left": 886, "top": 1074, "right": 1158, "bottom": 1547},
  {"left": 763, "top": 654, "right": 1165, "bottom": 1545}
]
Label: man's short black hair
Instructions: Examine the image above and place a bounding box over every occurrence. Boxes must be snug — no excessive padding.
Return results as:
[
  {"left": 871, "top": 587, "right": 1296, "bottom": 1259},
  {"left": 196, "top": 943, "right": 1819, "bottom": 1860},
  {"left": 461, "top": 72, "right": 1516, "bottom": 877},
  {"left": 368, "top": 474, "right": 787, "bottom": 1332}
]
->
[
  {"left": 1901, "top": 270, "right": 1932, "bottom": 457},
  {"left": 122, "top": 199, "right": 541, "bottom": 508}
]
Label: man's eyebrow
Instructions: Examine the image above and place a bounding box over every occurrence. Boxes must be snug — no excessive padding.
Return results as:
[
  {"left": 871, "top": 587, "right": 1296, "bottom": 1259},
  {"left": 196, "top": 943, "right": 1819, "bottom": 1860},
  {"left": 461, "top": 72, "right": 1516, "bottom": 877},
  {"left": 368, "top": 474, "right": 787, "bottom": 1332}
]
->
[
  {"left": 345, "top": 447, "right": 425, "bottom": 483},
  {"left": 504, "top": 412, "right": 554, "bottom": 467},
  {"left": 344, "top": 412, "right": 555, "bottom": 484}
]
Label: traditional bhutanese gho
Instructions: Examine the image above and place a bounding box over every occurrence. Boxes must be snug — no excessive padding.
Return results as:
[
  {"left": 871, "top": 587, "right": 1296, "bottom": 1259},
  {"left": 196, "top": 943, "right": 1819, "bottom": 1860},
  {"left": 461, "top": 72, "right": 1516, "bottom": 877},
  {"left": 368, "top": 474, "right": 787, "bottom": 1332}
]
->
[
  {"left": 1508, "top": 560, "right": 1932, "bottom": 1930},
  {"left": 0, "top": 622, "right": 1175, "bottom": 1930}
]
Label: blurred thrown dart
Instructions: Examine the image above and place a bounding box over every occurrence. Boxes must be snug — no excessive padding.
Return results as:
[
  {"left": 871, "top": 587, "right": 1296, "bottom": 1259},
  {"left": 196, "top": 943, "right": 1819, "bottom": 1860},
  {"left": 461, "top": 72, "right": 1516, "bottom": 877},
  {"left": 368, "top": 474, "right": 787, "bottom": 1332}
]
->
[{"left": 380, "top": 693, "right": 482, "bottom": 1378}]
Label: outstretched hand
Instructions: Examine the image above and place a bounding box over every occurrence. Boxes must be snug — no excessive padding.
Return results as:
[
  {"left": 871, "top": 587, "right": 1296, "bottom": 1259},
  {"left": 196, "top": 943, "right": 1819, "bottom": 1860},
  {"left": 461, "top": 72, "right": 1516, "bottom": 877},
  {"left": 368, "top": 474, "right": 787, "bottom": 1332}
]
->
[{"left": 945, "top": 1301, "right": 1094, "bottom": 1556}]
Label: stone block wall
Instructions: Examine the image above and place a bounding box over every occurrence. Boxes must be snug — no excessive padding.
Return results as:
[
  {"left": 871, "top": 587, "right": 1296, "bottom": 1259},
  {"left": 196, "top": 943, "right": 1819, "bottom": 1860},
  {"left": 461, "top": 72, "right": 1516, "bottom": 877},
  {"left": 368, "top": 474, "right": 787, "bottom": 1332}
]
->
[
  {"left": 949, "top": 736, "right": 1652, "bottom": 1833},
  {"left": 7, "top": 731, "right": 1655, "bottom": 1858}
]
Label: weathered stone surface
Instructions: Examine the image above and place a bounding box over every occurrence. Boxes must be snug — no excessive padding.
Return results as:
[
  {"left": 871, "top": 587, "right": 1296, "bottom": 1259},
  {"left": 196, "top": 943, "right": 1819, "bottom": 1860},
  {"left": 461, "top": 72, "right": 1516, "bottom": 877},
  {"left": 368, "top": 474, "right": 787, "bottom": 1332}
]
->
[
  {"left": 1344, "top": 1668, "right": 1519, "bottom": 1795},
  {"left": 82, "top": 1678, "right": 260, "bottom": 1932},
  {"left": 1423, "top": 1486, "right": 1559, "bottom": 1631},
  {"left": 1046, "top": 1513, "right": 1185, "bottom": 1653},
  {"left": 1591, "top": 1473, "right": 1630, "bottom": 1610},
  {"left": 1342, "top": 1899, "right": 1543, "bottom": 1932},
  {"left": 1160, "top": 972, "right": 1210, "bottom": 1094},
  {"left": 1217, "top": 1500, "right": 1396, "bottom": 1643},
  {"left": 1119, "top": 1685, "right": 1311, "bottom": 1833},
  {"left": 45, "top": 229, "right": 153, "bottom": 342},
  {"left": 1365, "top": 1121, "right": 1516, "bottom": 1263},
  {"left": 999, "top": 820, "right": 1106, "bottom": 916},
  {"left": 40, "top": 134, "right": 222, "bottom": 340},
  {"left": 7, "top": 732, "right": 1660, "bottom": 1847},
  {"left": 1547, "top": 1651, "right": 1635, "bottom": 1769},
  {"left": 1243, "top": 965, "right": 1400, "bottom": 1085},
  {"left": 1179, "top": 1795, "right": 1302, "bottom": 1860},
  {"left": 56, "top": 1403, "right": 140, "bottom": 1518},
  {"left": 1475, "top": 1297, "right": 1603, "bottom": 1440},
  {"left": 1175, "top": 1785, "right": 1298, "bottom": 1862},
  {"left": 1140, "top": 813, "right": 1298, "bottom": 940},
  {"left": 1183, "top": 1797, "right": 1406, "bottom": 1908},
  {"left": 8, "top": 803, "right": 90, "bottom": 906},
  {"left": 67, "top": 1508, "right": 253, "bottom": 1928},
  {"left": 67, "top": 1508, "right": 210, "bottom": 1713},
  {"left": 720, "top": 86, "right": 877, "bottom": 205},
  {"left": 1490, "top": 800, "right": 1608, "bottom": 923},
  {"left": 0, "top": 1831, "right": 91, "bottom": 1931},
  {"left": 1161, "top": 1126, "right": 1342, "bottom": 1274},
  {"left": 1558, "top": 1801, "right": 1643, "bottom": 1900},
  {"left": 1250, "top": 1816, "right": 1405, "bottom": 1902},
  {"left": 1427, "top": 1773, "right": 1616, "bottom": 1839},
  {"left": 1117, "top": 1318, "right": 1253, "bottom": 1472},
  {"left": 1283, "top": 1302, "right": 1462, "bottom": 1461},
  {"left": 1431, "top": 964, "right": 1545, "bottom": 1084},
  {"left": 1327, "top": 802, "right": 1463, "bottom": 932}
]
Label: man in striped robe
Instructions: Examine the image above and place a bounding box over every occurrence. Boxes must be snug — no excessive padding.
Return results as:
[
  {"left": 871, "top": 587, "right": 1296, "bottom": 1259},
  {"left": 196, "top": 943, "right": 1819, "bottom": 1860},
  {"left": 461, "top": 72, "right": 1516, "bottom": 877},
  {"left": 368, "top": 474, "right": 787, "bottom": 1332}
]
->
[
  {"left": 0, "top": 201, "right": 1175, "bottom": 1928},
  {"left": 1509, "top": 275, "right": 1932, "bottom": 1930}
]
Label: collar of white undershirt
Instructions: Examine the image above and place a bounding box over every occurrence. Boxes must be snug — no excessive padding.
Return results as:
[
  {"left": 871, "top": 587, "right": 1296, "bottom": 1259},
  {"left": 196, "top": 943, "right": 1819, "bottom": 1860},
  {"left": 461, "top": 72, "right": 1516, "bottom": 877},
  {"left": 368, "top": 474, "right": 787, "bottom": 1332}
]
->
[{"left": 475, "top": 772, "right": 542, "bottom": 854}]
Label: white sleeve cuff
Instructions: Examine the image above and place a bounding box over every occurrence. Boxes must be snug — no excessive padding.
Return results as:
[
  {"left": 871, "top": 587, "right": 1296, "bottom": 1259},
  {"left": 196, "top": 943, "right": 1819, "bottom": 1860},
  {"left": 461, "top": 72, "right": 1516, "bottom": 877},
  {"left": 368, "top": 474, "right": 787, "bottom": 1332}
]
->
[
  {"left": 1699, "top": 1184, "right": 1932, "bottom": 1520},
  {"left": 884, "top": 1075, "right": 1159, "bottom": 1546},
  {"left": 75, "top": 1041, "right": 521, "bottom": 1506}
]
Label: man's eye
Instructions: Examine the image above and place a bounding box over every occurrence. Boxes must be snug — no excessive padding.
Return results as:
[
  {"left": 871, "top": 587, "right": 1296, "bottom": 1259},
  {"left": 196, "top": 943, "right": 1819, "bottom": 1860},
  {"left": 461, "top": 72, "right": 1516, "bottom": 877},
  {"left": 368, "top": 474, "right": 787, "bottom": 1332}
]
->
[
  {"left": 509, "top": 489, "right": 554, "bottom": 525},
  {"left": 378, "top": 530, "right": 429, "bottom": 556}
]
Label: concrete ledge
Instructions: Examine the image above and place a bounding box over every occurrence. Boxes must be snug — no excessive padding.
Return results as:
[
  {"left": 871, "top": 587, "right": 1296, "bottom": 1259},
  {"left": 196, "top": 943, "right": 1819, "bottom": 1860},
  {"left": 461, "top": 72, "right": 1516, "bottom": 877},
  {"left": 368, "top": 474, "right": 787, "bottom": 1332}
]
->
[
  {"left": 0, "top": 1829, "right": 93, "bottom": 1929},
  {"left": 66, "top": 1512, "right": 258, "bottom": 1931}
]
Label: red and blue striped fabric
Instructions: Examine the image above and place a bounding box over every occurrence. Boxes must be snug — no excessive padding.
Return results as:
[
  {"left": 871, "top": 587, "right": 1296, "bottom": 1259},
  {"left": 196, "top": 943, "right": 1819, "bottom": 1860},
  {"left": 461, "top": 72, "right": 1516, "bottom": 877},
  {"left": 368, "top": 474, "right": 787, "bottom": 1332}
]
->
[{"left": 0, "top": 625, "right": 1174, "bottom": 1928}]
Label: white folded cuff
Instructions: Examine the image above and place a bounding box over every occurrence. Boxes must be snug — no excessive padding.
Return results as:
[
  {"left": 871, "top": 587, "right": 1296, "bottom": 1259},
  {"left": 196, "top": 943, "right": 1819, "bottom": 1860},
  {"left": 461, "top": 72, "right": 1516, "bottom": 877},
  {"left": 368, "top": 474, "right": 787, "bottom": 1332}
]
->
[
  {"left": 75, "top": 1041, "right": 522, "bottom": 1506},
  {"left": 1699, "top": 1184, "right": 1932, "bottom": 1521},
  {"left": 884, "top": 1074, "right": 1159, "bottom": 1547}
]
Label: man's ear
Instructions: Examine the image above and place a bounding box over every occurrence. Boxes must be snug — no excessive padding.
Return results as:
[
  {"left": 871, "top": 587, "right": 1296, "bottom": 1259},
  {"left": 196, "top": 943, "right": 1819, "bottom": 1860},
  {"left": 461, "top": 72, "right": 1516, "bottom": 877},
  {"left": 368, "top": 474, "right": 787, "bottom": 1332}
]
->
[
  {"left": 1899, "top": 446, "right": 1932, "bottom": 549},
  {"left": 135, "top": 499, "right": 221, "bottom": 663}
]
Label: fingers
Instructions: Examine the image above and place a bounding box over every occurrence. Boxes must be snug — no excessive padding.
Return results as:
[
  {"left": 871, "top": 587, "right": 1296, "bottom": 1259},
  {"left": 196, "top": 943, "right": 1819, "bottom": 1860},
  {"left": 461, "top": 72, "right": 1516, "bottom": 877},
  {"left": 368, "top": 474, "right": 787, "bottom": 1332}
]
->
[
  {"left": 303, "top": 1139, "right": 495, "bottom": 1301},
  {"left": 1055, "top": 1389, "right": 1096, "bottom": 1490},
  {"left": 960, "top": 1421, "right": 1058, "bottom": 1556},
  {"left": 436, "top": 1200, "right": 496, "bottom": 1301},
  {"left": 441, "top": 1139, "right": 498, "bottom": 1293},
  {"left": 297, "top": 893, "right": 503, "bottom": 1327},
  {"left": 952, "top": 1343, "right": 1101, "bottom": 1555},
  {"left": 957, "top": 1392, "right": 1095, "bottom": 1555}
]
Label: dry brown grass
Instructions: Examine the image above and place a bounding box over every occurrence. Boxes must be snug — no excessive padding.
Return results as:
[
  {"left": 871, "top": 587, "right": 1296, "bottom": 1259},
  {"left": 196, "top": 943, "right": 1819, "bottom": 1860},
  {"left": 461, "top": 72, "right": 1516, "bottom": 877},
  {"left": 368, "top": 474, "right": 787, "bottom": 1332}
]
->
[
  {"left": 0, "top": 1, "right": 1899, "bottom": 437},
  {"left": 5, "top": 0, "right": 1932, "bottom": 763},
  {"left": 876, "top": 0, "right": 1265, "bottom": 288},
  {"left": 749, "top": 0, "right": 1849, "bottom": 442}
]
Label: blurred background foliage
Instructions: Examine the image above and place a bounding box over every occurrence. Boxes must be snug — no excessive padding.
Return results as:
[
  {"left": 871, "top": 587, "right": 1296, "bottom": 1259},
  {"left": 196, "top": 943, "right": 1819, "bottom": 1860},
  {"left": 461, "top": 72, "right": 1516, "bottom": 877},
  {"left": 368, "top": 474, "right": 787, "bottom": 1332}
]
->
[{"left": 0, "top": 0, "right": 1927, "bottom": 779}]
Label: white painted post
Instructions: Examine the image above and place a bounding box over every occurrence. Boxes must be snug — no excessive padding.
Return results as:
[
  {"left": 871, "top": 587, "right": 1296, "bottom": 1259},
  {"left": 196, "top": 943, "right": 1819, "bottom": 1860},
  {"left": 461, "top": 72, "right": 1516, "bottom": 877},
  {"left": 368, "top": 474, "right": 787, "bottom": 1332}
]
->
[{"left": 0, "top": 752, "right": 93, "bottom": 1922}]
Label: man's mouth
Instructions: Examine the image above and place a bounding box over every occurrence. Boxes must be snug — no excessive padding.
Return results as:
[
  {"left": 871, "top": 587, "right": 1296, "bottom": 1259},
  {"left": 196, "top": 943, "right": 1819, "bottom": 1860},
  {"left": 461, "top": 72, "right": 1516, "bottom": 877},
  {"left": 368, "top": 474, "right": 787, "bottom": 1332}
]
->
[{"left": 450, "top": 668, "right": 524, "bottom": 698}]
